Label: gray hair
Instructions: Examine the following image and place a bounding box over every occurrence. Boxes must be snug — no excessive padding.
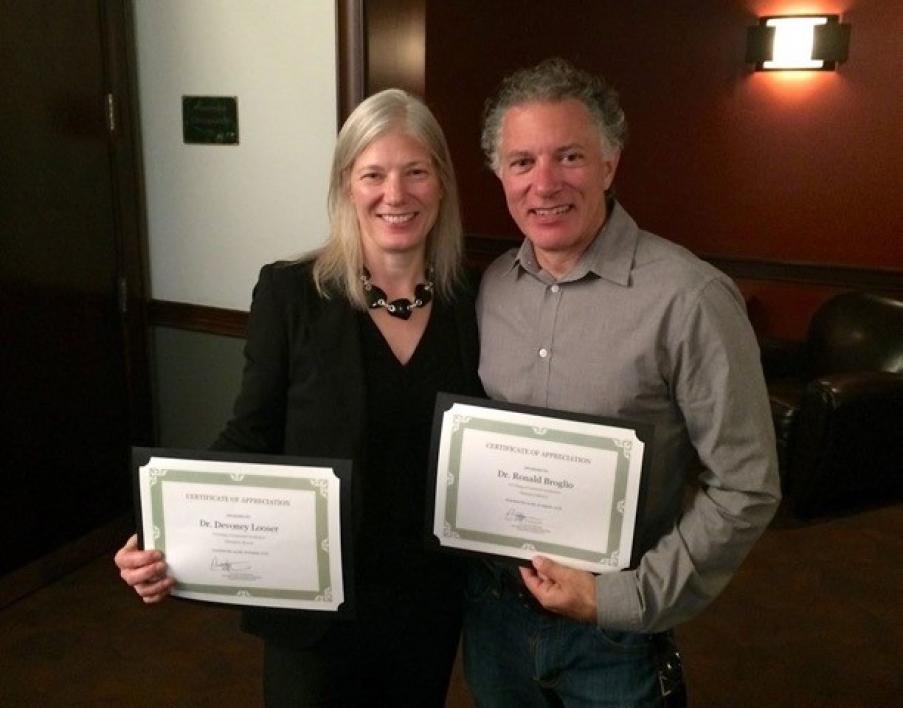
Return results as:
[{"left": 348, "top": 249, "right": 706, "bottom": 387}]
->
[
  {"left": 313, "top": 89, "right": 462, "bottom": 308},
  {"left": 481, "top": 58, "right": 628, "bottom": 172}
]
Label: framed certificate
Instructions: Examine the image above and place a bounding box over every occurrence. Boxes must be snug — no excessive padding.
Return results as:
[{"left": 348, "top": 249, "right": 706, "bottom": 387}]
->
[
  {"left": 427, "top": 394, "right": 653, "bottom": 574},
  {"left": 132, "top": 448, "right": 353, "bottom": 614}
]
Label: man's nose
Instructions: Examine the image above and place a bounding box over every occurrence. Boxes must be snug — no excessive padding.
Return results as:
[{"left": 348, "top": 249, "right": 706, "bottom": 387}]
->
[{"left": 533, "top": 159, "right": 561, "bottom": 196}]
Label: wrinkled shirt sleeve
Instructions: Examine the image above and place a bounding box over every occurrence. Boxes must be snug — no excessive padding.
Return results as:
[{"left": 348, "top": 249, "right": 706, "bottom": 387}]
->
[{"left": 595, "top": 278, "right": 781, "bottom": 632}]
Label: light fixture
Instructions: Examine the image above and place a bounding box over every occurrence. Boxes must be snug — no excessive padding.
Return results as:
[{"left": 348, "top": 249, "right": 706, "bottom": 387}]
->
[{"left": 746, "top": 15, "right": 851, "bottom": 71}]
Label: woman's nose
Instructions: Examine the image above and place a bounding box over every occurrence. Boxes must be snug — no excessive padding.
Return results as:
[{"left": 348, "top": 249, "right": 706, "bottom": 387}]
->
[{"left": 384, "top": 173, "right": 405, "bottom": 204}]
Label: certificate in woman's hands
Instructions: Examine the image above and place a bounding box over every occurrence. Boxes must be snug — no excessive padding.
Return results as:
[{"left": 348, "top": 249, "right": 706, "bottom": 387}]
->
[
  {"left": 428, "top": 395, "right": 652, "bottom": 574},
  {"left": 133, "top": 448, "right": 353, "bottom": 613}
]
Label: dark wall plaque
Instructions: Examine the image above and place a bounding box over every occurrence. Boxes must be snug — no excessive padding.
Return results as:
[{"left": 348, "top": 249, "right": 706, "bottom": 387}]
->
[{"left": 182, "top": 96, "right": 238, "bottom": 144}]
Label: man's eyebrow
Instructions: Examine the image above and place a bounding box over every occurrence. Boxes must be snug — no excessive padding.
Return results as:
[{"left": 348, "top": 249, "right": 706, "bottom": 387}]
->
[
  {"left": 503, "top": 144, "right": 587, "bottom": 159},
  {"left": 555, "top": 143, "right": 585, "bottom": 153}
]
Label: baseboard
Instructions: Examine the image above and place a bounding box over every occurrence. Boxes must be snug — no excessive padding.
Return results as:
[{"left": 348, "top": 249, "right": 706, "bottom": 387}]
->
[{"left": 0, "top": 513, "right": 134, "bottom": 609}]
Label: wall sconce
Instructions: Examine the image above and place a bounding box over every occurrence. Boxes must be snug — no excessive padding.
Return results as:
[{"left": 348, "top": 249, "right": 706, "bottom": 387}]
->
[{"left": 746, "top": 15, "right": 851, "bottom": 70}]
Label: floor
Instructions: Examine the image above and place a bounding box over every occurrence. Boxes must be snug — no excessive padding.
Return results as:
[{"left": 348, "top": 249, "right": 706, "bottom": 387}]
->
[{"left": 1, "top": 501, "right": 901, "bottom": 707}]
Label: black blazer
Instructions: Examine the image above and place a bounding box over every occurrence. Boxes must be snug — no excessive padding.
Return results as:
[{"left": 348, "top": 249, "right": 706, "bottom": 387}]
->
[{"left": 212, "top": 260, "right": 483, "bottom": 646}]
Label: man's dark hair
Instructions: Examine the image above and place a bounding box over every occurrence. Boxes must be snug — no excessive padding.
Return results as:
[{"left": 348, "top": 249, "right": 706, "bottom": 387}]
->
[{"left": 481, "top": 58, "right": 628, "bottom": 171}]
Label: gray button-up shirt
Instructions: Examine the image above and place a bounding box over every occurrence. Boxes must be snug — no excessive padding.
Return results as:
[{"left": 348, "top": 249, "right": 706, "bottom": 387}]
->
[{"left": 477, "top": 202, "right": 780, "bottom": 632}]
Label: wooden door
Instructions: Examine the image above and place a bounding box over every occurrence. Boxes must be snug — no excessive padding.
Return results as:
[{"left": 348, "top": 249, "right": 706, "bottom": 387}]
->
[{"left": 0, "top": 0, "right": 151, "bottom": 574}]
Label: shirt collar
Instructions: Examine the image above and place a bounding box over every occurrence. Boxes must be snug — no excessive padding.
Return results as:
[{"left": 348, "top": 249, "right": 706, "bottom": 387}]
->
[{"left": 507, "top": 200, "right": 639, "bottom": 286}]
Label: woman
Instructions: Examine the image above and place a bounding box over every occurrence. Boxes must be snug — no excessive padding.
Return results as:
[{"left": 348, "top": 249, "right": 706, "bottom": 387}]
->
[{"left": 115, "top": 89, "right": 483, "bottom": 707}]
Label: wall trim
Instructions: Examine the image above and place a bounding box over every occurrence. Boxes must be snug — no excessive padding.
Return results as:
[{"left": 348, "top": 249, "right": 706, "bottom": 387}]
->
[
  {"left": 465, "top": 235, "right": 903, "bottom": 294},
  {"left": 0, "top": 514, "right": 133, "bottom": 609},
  {"left": 148, "top": 299, "right": 248, "bottom": 338},
  {"left": 148, "top": 248, "right": 901, "bottom": 338},
  {"left": 701, "top": 255, "right": 903, "bottom": 292},
  {"left": 464, "top": 234, "right": 519, "bottom": 270}
]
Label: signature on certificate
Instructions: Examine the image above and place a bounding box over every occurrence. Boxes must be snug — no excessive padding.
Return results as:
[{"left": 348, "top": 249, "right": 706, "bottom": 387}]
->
[
  {"left": 505, "top": 508, "right": 550, "bottom": 535},
  {"left": 505, "top": 508, "right": 541, "bottom": 525},
  {"left": 210, "top": 557, "right": 252, "bottom": 573}
]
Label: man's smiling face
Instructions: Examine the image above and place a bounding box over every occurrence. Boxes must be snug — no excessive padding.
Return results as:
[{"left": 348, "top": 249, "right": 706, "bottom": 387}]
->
[{"left": 497, "top": 99, "right": 619, "bottom": 276}]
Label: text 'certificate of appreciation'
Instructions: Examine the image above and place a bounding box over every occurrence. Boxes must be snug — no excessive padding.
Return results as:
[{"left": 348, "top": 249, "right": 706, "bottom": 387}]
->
[
  {"left": 431, "top": 397, "right": 648, "bottom": 574},
  {"left": 136, "top": 454, "right": 345, "bottom": 611}
]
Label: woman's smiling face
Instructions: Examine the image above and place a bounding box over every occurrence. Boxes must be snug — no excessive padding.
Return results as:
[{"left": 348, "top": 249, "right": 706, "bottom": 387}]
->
[{"left": 349, "top": 130, "right": 442, "bottom": 261}]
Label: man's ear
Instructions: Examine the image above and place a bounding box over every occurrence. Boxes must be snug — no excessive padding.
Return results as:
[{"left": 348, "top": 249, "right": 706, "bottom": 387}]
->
[{"left": 601, "top": 151, "right": 621, "bottom": 191}]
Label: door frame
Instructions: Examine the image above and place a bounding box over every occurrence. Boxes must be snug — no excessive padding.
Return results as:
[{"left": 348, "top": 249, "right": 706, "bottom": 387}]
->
[
  {"left": 102, "top": 0, "right": 154, "bottom": 449},
  {"left": 0, "top": 0, "right": 153, "bottom": 605}
]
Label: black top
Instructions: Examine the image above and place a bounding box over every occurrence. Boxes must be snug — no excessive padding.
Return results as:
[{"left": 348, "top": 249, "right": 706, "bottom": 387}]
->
[
  {"left": 213, "top": 261, "right": 483, "bottom": 647},
  {"left": 356, "top": 301, "right": 465, "bottom": 607}
]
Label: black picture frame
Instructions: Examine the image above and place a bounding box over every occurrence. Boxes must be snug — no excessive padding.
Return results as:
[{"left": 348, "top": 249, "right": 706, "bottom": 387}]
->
[
  {"left": 131, "top": 446, "right": 355, "bottom": 617},
  {"left": 424, "top": 393, "right": 655, "bottom": 573}
]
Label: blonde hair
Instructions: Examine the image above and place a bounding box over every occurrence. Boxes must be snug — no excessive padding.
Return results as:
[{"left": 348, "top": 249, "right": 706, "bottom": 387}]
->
[{"left": 312, "top": 89, "right": 463, "bottom": 308}]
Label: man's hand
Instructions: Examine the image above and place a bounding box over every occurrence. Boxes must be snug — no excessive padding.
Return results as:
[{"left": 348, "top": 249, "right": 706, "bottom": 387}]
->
[{"left": 519, "top": 555, "right": 597, "bottom": 623}]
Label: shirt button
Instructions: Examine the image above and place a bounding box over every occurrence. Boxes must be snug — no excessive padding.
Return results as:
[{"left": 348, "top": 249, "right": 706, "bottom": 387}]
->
[
  {"left": 538, "top": 348, "right": 549, "bottom": 359},
  {"left": 550, "top": 284, "right": 560, "bottom": 293}
]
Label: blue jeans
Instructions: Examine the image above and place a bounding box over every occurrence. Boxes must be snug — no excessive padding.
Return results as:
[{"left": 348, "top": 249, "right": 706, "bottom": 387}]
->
[{"left": 463, "top": 564, "right": 662, "bottom": 708}]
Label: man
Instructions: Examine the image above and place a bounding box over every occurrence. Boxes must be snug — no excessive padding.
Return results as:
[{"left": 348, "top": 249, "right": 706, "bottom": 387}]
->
[{"left": 467, "top": 58, "right": 781, "bottom": 707}]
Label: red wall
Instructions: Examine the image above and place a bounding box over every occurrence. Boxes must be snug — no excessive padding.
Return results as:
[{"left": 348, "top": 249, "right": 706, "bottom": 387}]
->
[{"left": 424, "top": 0, "right": 902, "bottom": 339}]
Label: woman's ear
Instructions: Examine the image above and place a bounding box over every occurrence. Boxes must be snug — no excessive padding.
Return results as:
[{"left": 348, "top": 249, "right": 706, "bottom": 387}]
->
[{"left": 344, "top": 172, "right": 354, "bottom": 201}]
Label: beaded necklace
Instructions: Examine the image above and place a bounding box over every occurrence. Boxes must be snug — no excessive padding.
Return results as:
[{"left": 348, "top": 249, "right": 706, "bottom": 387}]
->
[{"left": 360, "top": 268, "right": 433, "bottom": 320}]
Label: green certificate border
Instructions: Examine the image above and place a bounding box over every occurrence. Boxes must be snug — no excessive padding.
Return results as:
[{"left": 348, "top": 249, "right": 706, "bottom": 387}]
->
[
  {"left": 441, "top": 414, "right": 635, "bottom": 567},
  {"left": 144, "top": 468, "right": 334, "bottom": 604}
]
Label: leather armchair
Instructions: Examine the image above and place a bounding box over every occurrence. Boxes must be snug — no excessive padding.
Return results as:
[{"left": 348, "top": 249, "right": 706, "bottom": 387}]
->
[{"left": 764, "top": 291, "right": 903, "bottom": 518}]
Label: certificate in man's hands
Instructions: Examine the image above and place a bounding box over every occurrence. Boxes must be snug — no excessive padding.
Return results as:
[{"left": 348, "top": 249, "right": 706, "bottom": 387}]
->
[
  {"left": 428, "top": 395, "right": 652, "bottom": 574},
  {"left": 133, "top": 448, "right": 353, "bottom": 613}
]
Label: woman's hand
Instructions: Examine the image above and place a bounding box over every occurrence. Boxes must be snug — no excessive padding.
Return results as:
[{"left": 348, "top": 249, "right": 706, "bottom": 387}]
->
[{"left": 114, "top": 534, "right": 175, "bottom": 604}]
